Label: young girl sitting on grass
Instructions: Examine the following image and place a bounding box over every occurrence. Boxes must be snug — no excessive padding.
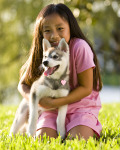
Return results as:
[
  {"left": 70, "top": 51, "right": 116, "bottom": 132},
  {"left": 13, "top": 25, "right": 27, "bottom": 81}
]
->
[{"left": 18, "top": 3, "right": 102, "bottom": 140}]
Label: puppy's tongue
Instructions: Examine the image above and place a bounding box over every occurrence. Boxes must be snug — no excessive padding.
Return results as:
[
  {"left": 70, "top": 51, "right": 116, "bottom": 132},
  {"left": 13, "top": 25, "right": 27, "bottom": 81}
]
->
[{"left": 44, "top": 67, "right": 55, "bottom": 76}]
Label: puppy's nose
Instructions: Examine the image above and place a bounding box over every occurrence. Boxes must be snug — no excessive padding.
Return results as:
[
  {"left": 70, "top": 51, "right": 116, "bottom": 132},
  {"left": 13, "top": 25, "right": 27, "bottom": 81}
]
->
[{"left": 43, "top": 61, "right": 49, "bottom": 67}]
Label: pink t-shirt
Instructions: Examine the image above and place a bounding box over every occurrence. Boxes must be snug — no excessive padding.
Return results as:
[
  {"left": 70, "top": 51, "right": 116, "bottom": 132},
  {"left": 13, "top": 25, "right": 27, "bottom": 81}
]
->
[{"left": 68, "top": 38, "right": 101, "bottom": 118}]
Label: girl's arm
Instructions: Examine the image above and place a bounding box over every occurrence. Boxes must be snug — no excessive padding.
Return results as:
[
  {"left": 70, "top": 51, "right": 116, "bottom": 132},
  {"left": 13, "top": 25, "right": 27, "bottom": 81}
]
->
[
  {"left": 17, "top": 72, "right": 30, "bottom": 101},
  {"left": 39, "top": 67, "right": 93, "bottom": 109}
]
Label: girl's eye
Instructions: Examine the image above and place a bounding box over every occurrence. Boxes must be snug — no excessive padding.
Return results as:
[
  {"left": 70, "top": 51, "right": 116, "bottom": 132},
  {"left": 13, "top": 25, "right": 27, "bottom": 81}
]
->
[
  {"left": 58, "top": 27, "right": 63, "bottom": 31},
  {"left": 53, "top": 55, "right": 58, "bottom": 59},
  {"left": 44, "top": 30, "right": 50, "bottom": 33}
]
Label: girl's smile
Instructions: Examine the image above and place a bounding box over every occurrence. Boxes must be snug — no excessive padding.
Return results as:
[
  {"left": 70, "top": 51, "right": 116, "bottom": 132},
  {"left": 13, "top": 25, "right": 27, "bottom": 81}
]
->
[{"left": 42, "top": 13, "right": 70, "bottom": 47}]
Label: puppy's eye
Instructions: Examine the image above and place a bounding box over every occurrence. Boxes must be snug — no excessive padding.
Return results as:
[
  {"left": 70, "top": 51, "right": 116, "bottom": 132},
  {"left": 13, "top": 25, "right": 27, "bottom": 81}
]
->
[
  {"left": 53, "top": 55, "right": 58, "bottom": 59},
  {"left": 44, "top": 56, "right": 47, "bottom": 58}
]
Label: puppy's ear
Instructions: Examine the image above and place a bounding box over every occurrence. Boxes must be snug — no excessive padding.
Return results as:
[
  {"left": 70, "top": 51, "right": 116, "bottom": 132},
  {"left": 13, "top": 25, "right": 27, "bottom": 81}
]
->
[
  {"left": 42, "top": 38, "right": 51, "bottom": 51},
  {"left": 58, "top": 38, "right": 69, "bottom": 52}
]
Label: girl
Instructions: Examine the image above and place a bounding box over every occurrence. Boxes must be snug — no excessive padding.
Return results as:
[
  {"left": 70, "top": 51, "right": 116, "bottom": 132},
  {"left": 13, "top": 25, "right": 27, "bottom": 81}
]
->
[{"left": 18, "top": 3, "right": 102, "bottom": 140}]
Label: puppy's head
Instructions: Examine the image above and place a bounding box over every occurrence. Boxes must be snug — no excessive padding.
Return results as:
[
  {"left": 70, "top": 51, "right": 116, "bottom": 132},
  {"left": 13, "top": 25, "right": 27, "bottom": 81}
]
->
[{"left": 42, "top": 38, "right": 69, "bottom": 79}]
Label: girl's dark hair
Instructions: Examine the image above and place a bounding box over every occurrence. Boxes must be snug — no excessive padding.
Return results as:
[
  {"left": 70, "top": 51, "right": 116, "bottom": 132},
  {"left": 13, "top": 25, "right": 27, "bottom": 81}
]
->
[{"left": 21, "top": 3, "right": 102, "bottom": 91}]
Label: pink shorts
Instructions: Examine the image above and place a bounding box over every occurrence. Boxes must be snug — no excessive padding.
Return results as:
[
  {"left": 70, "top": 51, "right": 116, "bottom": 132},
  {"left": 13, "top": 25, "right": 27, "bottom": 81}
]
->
[{"left": 37, "top": 108, "right": 102, "bottom": 137}]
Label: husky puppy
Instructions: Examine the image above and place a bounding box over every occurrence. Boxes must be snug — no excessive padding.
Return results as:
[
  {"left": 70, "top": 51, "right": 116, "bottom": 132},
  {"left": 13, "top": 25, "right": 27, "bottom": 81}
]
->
[{"left": 10, "top": 38, "right": 70, "bottom": 139}]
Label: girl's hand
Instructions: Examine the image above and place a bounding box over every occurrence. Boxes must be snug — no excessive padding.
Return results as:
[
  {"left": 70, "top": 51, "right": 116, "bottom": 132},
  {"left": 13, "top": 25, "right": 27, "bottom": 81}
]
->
[{"left": 38, "top": 97, "right": 56, "bottom": 109}]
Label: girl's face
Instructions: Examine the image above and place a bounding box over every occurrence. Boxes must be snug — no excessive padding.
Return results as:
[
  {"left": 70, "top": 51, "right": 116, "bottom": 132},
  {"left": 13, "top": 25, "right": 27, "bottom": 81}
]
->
[{"left": 42, "top": 13, "right": 70, "bottom": 47}]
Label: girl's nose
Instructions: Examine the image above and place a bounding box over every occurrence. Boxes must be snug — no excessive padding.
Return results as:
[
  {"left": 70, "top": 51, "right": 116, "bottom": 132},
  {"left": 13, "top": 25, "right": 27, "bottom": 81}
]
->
[{"left": 51, "top": 31, "right": 59, "bottom": 39}]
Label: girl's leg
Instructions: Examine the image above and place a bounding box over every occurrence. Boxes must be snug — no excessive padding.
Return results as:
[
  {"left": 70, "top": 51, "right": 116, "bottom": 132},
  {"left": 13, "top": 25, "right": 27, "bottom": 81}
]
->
[
  {"left": 67, "top": 125, "right": 96, "bottom": 140},
  {"left": 36, "top": 127, "right": 58, "bottom": 139}
]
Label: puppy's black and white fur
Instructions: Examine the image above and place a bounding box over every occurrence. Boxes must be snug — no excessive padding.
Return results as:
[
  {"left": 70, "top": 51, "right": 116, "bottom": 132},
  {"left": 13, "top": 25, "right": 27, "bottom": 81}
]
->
[{"left": 10, "top": 38, "right": 70, "bottom": 139}]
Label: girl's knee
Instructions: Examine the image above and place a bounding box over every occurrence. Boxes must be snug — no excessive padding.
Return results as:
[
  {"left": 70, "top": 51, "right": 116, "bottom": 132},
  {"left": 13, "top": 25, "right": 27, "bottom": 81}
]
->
[
  {"left": 67, "top": 125, "right": 95, "bottom": 140},
  {"left": 36, "top": 127, "right": 58, "bottom": 139}
]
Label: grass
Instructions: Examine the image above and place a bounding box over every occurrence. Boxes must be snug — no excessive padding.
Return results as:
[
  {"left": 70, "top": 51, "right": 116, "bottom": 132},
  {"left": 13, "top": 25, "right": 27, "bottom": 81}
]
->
[{"left": 0, "top": 104, "right": 120, "bottom": 150}]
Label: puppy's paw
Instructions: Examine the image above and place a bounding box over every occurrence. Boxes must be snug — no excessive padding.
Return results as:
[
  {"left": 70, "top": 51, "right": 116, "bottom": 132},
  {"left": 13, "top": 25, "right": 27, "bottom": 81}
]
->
[
  {"left": 57, "top": 127, "right": 66, "bottom": 139},
  {"left": 27, "top": 128, "right": 36, "bottom": 137},
  {"left": 9, "top": 132, "right": 13, "bottom": 137},
  {"left": 57, "top": 123, "right": 66, "bottom": 139},
  {"left": 9, "top": 129, "right": 15, "bottom": 137},
  {"left": 57, "top": 89, "right": 69, "bottom": 97},
  {"left": 26, "top": 132, "right": 32, "bottom": 137}
]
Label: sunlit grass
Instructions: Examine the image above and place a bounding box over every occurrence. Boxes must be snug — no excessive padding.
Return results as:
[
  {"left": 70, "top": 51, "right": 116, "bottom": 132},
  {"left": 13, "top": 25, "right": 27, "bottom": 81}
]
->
[{"left": 0, "top": 104, "right": 120, "bottom": 150}]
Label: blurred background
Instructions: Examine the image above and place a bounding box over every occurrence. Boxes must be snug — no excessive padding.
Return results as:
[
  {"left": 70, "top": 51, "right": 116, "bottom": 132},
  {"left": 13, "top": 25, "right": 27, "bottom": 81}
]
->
[{"left": 0, "top": 0, "right": 120, "bottom": 105}]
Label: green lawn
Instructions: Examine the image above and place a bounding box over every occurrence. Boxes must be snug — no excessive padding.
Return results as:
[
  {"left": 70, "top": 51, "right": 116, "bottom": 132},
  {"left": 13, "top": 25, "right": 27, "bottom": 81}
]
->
[{"left": 0, "top": 104, "right": 120, "bottom": 150}]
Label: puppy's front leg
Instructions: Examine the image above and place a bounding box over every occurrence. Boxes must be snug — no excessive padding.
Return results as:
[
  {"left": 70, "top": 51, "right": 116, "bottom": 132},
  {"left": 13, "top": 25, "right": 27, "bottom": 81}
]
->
[
  {"left": 55, "top": 89, "right": 69, "bottom": 139},
  {"left": 27, "top": 92, "right": 39, "bottom": 137},
  {"left": 27, "top": 85, "right": 48, "bottom": 136},
  {"left": 57, "top": 105, "right": 68, "bottom": 139}
]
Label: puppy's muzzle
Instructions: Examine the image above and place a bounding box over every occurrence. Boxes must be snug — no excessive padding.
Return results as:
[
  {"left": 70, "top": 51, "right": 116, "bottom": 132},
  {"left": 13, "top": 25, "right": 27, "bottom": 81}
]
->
[{"left": 43, "top": 61, "right": 49, "bottom": 67}]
